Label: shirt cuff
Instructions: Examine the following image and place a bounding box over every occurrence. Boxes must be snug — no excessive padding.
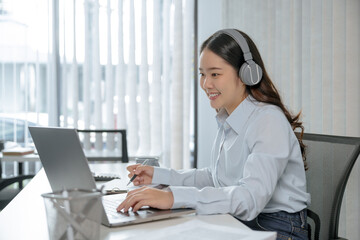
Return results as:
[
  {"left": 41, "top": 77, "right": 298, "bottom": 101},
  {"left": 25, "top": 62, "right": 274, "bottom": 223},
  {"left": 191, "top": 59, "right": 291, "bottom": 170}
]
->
[
  {"left": 152, "top": 167, "right": 171, "bottom": 185},
  {"left": 169, "top": 186, "right": 197, "bottom": 209}
]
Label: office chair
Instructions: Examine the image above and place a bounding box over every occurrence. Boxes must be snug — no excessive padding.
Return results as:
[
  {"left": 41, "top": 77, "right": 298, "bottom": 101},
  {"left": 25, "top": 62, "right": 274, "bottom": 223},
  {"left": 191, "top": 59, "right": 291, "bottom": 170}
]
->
[
  {"left": 76, "top": 129, "right": 129, "bottom": 163},
  {"left": 0, "top": 163, "right": 34, "bottom": 210},
  {"left": 302, "top": 133, "right": 360, "bottom": 240}
]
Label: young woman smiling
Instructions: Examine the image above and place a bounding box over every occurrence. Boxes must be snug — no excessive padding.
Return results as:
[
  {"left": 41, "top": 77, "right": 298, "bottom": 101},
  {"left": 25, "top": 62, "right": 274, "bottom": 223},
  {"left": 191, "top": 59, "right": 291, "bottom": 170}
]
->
[{"left": 117, "top": 29, "right": 310, "bottom": 240}]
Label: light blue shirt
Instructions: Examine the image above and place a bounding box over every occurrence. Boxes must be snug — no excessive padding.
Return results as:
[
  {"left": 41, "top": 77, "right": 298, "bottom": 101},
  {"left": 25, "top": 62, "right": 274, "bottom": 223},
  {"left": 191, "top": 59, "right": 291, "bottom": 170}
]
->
[{"left": 153, "top": 96, "right": 310, "bottom": 221}]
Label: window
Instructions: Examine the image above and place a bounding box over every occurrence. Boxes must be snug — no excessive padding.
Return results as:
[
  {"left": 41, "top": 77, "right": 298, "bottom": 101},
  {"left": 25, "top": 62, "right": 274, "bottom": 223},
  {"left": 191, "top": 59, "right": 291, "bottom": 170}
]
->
[{"left": 0, "top": 0, "right": 196, "bottom": 171}]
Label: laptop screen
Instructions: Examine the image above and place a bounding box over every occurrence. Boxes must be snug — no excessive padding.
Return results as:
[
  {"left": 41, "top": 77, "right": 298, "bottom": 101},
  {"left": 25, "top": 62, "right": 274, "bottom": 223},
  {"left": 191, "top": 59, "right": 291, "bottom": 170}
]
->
[{"left": 29, "top": 126, "right": 97, "bottom": 192}]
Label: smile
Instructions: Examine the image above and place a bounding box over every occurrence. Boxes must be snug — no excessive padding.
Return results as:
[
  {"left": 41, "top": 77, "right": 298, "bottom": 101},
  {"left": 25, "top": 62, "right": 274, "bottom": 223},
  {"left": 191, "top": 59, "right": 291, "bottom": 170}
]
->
[{"left": 208, "top": 93, "right": 220, "bottom": 100}]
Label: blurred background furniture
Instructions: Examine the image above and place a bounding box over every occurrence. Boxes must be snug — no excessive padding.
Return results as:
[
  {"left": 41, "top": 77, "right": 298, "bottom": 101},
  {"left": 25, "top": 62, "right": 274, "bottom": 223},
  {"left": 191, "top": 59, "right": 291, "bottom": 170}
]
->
[
  {"left": 76, "top": 129, "right": 128, "bottom": 163},
  {"left": 302, "top": 133, "right": 360, "bottom": 240},
  {"left": 0, "top": 162, "right": 34, "bottom": 210},
  {"left": 0, "top": 129, "right": 130, "bottom": 181}
]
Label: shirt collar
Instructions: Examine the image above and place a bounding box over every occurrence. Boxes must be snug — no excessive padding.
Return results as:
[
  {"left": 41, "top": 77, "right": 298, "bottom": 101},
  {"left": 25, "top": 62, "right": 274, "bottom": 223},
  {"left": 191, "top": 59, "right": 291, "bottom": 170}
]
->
[{"left": 216, "top": 96, "right": 258, "bottom": 134}]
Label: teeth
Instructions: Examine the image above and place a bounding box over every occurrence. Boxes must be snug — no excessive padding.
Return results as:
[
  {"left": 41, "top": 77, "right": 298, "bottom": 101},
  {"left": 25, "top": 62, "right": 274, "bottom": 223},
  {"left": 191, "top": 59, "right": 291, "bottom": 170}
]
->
[{"left": 209, "top": 93, "right": 220, "bottom": 98}]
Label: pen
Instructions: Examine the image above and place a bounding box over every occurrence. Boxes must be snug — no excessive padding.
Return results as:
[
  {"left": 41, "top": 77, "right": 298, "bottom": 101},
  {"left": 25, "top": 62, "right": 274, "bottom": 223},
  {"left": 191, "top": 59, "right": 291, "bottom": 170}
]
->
[{"left": 126, "top": 159, "right": 149, "bottom": 186}]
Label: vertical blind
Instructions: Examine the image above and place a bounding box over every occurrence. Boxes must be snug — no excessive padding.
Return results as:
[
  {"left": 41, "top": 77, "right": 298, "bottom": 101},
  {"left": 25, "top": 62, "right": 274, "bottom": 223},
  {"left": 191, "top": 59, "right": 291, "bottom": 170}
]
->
[
  {"left": 222, "top": 0, "right": 360, "bottom": 238},
  {"left": 0, "top": 0, "right": 195, "bottom": 177}
]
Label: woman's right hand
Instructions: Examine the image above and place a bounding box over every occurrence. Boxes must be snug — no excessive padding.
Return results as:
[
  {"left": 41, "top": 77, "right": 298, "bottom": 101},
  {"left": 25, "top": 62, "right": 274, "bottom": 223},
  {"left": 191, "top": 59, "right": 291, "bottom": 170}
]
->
[{"left": 127, "top": 164, "right": 154, "bottom": 186}]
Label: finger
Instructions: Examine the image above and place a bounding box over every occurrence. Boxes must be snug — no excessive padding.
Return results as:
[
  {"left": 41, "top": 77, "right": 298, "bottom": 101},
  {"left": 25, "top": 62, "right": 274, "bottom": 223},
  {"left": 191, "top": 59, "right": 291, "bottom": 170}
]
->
[
  {"left": 132, "top": 176, "right": 147, "bottom": 185},
  {"left": 127, "top": 173, "right": 144, "bottom": 183},
  {"left": 133, "top": 179, "right": 141, "bottom": 186},
  {"left": 126, "top": 164, "right": 141, "bottom": 173},
  {"left": 132, "top": 200, "right": 149, "bottom": 212},
  {"left": 126, "top": 186, "right": 146, "bottom": 197},
  {"left": 127, "top": 166, "right": 147, "bottom": 180},
  {"left": 136, "top": 176, "right": 144, "bottom": 184},
  {"left": 120, "top": 196, "right": 136, "bottom": 212},
  {"left": 127, "top": 172, "right": 138, "bottom": 179},
  {"left": 116, "top": 188, "right": 143, "bottom": 212},
  {"left": 134, "top": 165, "right": 149, "bottom": 175},
  {"left": 122, "top": 200, "right": 133, "bottom": 213},
  {"left": 117, "top": 199, "right": 128, "bottom": 212},
  {"left": 123, "top": 193, "right": 146, "bottom": 212},
  {"left": 123, "top": 188, "right": 148, "bottom": 210}
]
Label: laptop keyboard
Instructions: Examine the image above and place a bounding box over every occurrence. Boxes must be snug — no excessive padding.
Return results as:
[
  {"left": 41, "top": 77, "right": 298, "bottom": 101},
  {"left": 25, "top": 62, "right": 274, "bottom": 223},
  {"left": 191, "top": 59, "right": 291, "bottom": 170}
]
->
[
  {"left": 93, "top": 173, "right": 121, "bottom": 182},
  {"left": 103, "top": 198, "right": 122, "bottom": 217}
]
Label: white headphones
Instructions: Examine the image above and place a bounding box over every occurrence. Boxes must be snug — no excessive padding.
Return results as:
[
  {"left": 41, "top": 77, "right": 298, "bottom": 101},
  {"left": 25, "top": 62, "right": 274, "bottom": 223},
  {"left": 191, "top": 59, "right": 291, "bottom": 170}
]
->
[{"left": 217, "top": 29, "right": 263, "bottom": 86}]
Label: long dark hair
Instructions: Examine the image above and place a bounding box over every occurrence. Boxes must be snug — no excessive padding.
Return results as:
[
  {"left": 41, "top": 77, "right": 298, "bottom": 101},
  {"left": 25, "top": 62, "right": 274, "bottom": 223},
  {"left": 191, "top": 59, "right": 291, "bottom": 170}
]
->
[{"left": 201, "top": 29, "right": 307, "bottom": 170}]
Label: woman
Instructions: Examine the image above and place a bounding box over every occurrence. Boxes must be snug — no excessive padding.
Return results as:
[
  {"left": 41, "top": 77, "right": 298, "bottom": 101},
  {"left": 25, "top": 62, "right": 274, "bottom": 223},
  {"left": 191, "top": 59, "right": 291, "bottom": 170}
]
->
[{"left": 117, "top": 29, "right": 310, "bottom": 239}]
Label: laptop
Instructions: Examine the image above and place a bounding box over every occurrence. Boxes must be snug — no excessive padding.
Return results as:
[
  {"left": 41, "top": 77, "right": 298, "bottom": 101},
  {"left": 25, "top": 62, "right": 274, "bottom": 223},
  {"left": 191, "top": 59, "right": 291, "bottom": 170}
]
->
[{"left": 29, "top": 126, "right": 195, "bottom": 227}]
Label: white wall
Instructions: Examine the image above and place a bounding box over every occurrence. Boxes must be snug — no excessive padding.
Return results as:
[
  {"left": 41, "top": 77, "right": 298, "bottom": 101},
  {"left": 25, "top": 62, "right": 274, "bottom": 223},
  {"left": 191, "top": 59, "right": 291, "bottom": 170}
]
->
[
  {"left": 198, "top": 0, "right": 360, "bottom": 238},
  {"left": 196, "top": 0, "right": 223, "bottom": 168}
]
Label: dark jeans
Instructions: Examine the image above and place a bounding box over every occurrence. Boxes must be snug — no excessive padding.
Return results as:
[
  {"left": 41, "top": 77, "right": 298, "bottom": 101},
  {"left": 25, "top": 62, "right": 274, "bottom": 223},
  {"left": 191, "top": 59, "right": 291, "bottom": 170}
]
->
[{"left": 238, "top": 209, "right": 308, "bottom": 240}]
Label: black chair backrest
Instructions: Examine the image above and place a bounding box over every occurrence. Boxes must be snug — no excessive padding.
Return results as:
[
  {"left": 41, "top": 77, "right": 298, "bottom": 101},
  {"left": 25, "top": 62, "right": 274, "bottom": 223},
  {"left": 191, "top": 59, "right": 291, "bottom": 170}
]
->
[
  {"left": 76, "top": 129, "right": 128, "bottom": 163},
  {"left": 302, "top": 133, "right": 360, "bottom": 240}
]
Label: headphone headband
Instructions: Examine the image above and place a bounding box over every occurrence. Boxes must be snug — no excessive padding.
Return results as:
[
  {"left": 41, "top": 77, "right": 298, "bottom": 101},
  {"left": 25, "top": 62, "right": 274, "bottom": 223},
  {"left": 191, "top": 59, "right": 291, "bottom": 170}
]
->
[{"left": 216, "top": 29, "right": 263, "bottom": 86}]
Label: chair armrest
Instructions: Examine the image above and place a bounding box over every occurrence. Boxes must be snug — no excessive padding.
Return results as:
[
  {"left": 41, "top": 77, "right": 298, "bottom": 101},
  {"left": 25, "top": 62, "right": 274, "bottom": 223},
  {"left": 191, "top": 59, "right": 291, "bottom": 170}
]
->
[
  {"left": 0, "top": 175, "right": 35, "bottom": 191},
  {"left": 307, "top": 209, "right": 320, "bottom": 240}
]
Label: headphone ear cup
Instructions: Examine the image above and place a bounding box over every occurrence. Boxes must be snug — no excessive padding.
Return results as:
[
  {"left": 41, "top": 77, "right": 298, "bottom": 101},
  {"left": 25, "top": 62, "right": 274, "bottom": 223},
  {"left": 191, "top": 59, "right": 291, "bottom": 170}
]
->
[{"left": 239, "top": 62, "right": 263, "bottom": 86}]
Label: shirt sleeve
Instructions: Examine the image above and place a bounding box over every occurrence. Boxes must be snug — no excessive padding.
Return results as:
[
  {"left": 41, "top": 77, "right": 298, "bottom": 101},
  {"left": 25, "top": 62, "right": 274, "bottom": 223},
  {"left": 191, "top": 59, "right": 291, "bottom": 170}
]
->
[
  {"left": 169, "top": 109, "right": 293, "bottom": 221},
  {"left": 152, "top": 167, "right": 214, "bottom": 189}
]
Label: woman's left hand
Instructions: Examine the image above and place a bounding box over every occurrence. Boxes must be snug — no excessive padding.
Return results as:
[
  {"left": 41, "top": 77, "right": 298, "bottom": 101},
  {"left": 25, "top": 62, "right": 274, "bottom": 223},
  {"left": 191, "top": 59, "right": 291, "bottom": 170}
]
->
[{"left": 116, "top": 186, "right": 174, "bottom": 212}]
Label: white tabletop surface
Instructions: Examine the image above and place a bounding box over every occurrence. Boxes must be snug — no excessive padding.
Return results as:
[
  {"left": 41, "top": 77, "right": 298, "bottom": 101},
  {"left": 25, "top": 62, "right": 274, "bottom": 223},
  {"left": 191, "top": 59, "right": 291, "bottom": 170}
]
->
[
  {"left": 0, "top": 162, "right": 275, "bottom": 240},
  {"left": 0, "top": 152, "right": 40, "bottom": 162}
]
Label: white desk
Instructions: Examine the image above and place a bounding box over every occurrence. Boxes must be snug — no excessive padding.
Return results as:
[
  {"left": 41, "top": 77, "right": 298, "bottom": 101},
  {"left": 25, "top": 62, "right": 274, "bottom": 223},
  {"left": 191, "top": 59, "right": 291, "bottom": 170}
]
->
[
  {"left": 0, "top": 163, "right": 275, "bottom": 240},
  {"left": 0, "top": 152, "right": 155, "bottom": 176},
  {"left": 0, "top": 152, "right": 40, "bottom": 163}
]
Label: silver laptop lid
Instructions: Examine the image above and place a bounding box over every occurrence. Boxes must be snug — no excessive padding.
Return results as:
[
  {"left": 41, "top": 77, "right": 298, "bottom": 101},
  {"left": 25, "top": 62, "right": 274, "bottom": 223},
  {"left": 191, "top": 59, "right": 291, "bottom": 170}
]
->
[{"left": 29, "top": 126, "right": 97, "bottom": 192}]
